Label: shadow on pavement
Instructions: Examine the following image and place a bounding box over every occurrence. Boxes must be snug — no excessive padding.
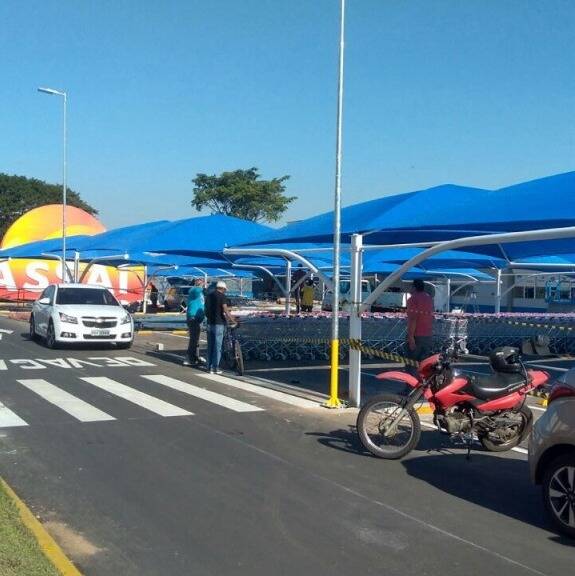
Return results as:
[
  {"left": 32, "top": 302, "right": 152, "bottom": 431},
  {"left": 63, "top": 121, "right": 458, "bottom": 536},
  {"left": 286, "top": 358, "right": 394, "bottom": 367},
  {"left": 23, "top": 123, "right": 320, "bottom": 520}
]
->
[
  {"left": 401, "top": 450, "right": 575, "bottom": 544},
  {"left": 306, "top": 426, "right": 367, "bottom": 456},
  {"left": 307, "top": 427, "right": 461, "bottom": 458}
]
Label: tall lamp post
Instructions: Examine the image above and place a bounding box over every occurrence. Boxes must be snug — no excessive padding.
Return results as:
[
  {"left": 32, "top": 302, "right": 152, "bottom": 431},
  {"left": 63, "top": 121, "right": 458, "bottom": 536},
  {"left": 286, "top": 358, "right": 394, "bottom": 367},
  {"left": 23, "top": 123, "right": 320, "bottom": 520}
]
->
[
  {"left": 327, "top": 0, "right": 346, "bottom": 408},
  {"left": 38, "top": 86, "right": 68, "bottom": 283}
]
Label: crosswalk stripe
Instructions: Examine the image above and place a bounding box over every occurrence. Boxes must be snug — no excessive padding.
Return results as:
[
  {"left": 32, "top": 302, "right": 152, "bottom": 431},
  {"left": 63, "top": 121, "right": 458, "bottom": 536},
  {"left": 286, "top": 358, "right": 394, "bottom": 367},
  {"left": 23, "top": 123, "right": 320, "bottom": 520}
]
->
[
  {"left": 0, "top": 401, "right": 28, "bottom": 428},
  {"left": 142, "top": 375, "right": 264, "bottom": 413},
  {"left": 17, "top": 379, "right": 115, "bottom": 423},
  {"left": 199, "top": 373, "right": 320, "bottom": 409},
  {"left": 80, "top": 377, "right": 192, "bottom": 417}
]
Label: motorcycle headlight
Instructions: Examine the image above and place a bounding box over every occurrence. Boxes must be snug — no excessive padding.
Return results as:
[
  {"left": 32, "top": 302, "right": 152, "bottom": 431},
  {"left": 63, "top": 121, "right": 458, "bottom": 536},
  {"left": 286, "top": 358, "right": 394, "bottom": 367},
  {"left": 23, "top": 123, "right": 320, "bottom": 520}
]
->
[
  {"left": 120, "top": 313, "right": 132, "bottom": 325},
  {"left": 59, "top": 312, "right": 78, "bottom": 324}
]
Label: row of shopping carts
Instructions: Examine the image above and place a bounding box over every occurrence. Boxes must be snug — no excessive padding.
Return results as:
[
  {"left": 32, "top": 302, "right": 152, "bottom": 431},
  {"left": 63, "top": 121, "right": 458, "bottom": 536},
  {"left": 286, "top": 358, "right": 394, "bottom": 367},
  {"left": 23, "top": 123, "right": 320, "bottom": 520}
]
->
[
  {"left": 235, "top": 312, "right": 575, "bottom": 362},
  {"left": 236, "top": 313, "right": 468, "bottom": 362}
]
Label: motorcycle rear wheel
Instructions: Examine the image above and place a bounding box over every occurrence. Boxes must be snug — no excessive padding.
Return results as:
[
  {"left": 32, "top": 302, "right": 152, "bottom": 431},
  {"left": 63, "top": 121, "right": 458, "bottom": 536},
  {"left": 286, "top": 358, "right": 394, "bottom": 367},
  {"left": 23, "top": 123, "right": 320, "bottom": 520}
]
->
[
  {"left": 357, "top": 393, "right": 421, "bottom": 460},
  {"left": 478, "top": 405, "right": 532, "bottom": 452}
]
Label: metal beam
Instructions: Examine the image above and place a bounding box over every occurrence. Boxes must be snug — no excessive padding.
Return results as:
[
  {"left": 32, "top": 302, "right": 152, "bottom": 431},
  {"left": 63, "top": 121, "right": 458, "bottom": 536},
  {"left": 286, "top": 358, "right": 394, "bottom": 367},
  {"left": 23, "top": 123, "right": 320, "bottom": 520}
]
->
[
  {"left": 223, "top": 247, "right": 334, "bottom": 290},
  {"left": 362, "top": 226, "right": 575, "bottom": 311}
]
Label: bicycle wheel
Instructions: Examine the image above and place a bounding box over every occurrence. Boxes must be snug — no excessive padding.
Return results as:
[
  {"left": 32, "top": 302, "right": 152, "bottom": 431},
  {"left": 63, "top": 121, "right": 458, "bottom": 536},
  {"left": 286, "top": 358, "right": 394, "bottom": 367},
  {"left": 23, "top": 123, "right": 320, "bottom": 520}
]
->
[
  {"left": 222, "top": 333, "right": 235, "bottom": 370},
  {"left": 357, "top": 393, "right": 421, "bottom": 460},
  {"left": 234, "top": 340, "right": 244, "bottom": 376}
]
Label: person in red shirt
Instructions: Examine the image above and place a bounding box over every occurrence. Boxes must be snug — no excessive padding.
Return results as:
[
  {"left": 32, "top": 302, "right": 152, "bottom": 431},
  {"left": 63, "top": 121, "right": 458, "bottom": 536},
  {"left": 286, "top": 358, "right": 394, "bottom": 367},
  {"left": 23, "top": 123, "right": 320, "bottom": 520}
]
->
[{"left": 406, "top": 279, "right": 434, "bottom": 374}]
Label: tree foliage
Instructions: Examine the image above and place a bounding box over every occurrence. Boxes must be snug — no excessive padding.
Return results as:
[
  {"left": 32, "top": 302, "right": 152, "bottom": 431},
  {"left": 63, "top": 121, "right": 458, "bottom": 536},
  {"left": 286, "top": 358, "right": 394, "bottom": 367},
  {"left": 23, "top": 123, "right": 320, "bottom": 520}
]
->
[
  {"left": 0, "top": 173, "right": 98, "bottom": 239},
  {"left": 191, "top": 168, "right": 295, "bottom": 222}
]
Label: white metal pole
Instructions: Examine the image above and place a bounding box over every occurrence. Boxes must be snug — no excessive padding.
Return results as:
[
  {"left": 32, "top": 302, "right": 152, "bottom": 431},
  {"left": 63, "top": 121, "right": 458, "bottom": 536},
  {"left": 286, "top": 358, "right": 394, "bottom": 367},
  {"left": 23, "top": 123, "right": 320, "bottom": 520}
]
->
[
  {"left": 142, "top": 265, "right": 148, "bottom": 314},
  {"left": 348, "top": 233, "right": 363, "bottom": 407},
  {"left": 62, "top": 92, "right": 67, "bottom": 283},
  {"left": 285, "top": 259, "right": 292, "bottom": 316},
  {"left": 327, "top": 0, "right": 346, "bottom": 408},
  {"left": 74, "top": 251, "right": 80, "bottom": 283},
  {"left": 446, "top": 277, "right": 451, "bottom": 313},
  {"left": 37, "top": 87, "right": 68, "bottom": 282},
  {"left": 495, "top": 268, "right": 502, "bottom": 313}
]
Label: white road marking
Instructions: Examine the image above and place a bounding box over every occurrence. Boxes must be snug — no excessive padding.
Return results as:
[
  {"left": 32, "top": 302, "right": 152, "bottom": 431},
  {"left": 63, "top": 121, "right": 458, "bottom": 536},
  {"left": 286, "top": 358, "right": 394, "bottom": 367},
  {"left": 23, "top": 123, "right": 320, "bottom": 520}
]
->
[
  {"left": 142, "top": 375, "right": 264, "bottom": 413},
  {"left": 199, "top": 373, "right": 320, "bottom": 408},
  {"left": 0, "top": 401, "right": 28, "bottom": 428},
  {"left": 17, "top": 379, "right": 115, "bottom": 422},
  {"left": 0, "top": 329, "right": 14, "bottom": 334},
  {"left": 81, "top": 377, "right": 192, "bottom": 417},
  {"left": 419, "top": 421, "right": 528, "bottom": 456}
]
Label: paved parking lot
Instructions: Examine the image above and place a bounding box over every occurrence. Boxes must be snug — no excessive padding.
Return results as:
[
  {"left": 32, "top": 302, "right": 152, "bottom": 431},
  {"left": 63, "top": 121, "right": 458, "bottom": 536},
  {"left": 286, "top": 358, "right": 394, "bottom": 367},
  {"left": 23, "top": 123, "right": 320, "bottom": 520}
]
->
[{"left": 0, "top": 316, "right": 573, "bottom": 576}]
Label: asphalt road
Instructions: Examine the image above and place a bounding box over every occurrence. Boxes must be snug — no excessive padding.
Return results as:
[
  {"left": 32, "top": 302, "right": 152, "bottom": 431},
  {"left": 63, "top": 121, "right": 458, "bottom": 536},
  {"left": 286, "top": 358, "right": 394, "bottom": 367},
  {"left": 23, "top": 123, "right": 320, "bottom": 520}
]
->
[{"left": 0, "top": 316, "right": 573, "bottom": 576}]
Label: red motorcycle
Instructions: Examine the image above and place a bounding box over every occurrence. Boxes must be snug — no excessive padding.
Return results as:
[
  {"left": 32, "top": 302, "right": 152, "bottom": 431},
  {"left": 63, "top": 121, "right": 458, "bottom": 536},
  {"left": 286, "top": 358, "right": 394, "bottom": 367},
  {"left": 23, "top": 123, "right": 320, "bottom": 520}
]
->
[{"left": 357, "top": 343, "right": 550, "bottom": 460}]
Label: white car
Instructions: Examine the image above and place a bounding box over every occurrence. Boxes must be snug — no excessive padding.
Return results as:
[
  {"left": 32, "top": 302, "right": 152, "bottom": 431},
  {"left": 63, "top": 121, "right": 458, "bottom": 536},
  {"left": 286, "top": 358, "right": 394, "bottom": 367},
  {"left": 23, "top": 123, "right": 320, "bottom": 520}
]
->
[{"left": 29, "top": 283, "right": 134, "bottom": 349}]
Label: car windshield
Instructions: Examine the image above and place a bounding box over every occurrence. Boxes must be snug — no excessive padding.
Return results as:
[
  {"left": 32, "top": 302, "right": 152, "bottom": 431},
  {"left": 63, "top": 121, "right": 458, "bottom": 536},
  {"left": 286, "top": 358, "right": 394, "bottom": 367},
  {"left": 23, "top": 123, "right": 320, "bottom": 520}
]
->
[{"left": 56, "top": 287, "right": 119, "bottom": 306}]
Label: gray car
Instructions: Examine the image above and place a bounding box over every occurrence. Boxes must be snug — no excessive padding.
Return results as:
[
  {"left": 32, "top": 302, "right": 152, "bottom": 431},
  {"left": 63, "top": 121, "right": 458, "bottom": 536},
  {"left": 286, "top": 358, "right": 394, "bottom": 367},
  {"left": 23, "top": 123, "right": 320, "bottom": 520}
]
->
[{"left": 529, "top": 368, "right": 575, "bottom": 538}]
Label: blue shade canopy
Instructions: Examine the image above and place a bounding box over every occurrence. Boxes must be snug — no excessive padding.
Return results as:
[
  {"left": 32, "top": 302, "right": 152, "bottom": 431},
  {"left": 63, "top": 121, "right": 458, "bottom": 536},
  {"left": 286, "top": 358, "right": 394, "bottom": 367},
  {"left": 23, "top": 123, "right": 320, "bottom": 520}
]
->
[
  {"left": 63, "top": 220, "right": 173, "bottom": 252},
  {"left": 513, "top": 254, "right": 575, "bottom": 269},
  {"left": 79, "top": 252, "right": 228, "bottom": 269},
  {"left": 56, "top": 215, "right": 272, "bottom": 259},
  {"left": 151, "top": 267, "right": 255, "bottom": 278},
  {"left": 0, "top": 236, "right": 89, "bottom": 259},
  {"left": 239, "top": 172, "right": 575, "bottom": 258},
  {"left": 362, "top": 248, "right": 505, "bottom": 270}
]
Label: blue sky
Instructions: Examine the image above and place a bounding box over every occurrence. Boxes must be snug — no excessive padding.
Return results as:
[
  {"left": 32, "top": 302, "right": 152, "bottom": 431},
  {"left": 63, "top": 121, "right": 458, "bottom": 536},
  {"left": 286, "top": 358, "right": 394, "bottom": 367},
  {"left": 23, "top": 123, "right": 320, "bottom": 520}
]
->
[{"left": 1, "top": 0, "right": 574, "bottom": 230}]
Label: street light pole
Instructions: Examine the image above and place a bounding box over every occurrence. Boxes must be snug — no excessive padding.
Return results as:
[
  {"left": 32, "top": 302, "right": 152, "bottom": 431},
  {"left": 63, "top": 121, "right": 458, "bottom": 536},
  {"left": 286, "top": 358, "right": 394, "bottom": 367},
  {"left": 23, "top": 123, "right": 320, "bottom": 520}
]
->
[
  {"left": 38, "top": 87, "right": 68, "bottom": 283},
  {"left": 327, "top": 0, "right": 345, "bottom": 409}
]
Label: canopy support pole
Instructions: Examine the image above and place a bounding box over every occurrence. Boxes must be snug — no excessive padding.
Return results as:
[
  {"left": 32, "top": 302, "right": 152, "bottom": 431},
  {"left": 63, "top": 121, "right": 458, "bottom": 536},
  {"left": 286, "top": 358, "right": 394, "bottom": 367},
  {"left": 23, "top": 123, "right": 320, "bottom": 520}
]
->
[
  {"left": 142, "top": 265, "right": 148, "bottom": 314},
  {"left": 446, "top": 277, "right": 451, "bottom": 313},
  {"left": 285, "top": 260, "right": 292, "bottom": 316},
  {"left": 73, "top": 251, "right": 80, "bottom": 283},
  {"left": 494, "top": 269, "right": 502, "bottom": 313},
  {"left": 348, "top": 234, "right": 363, "bottom": 407}
]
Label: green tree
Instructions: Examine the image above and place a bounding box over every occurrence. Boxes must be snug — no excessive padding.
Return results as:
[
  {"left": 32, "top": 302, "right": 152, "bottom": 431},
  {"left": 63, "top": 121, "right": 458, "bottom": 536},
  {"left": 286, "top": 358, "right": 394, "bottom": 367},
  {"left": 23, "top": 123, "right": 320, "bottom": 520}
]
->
[
  {"left": 0, "top": 173, "right": 98, "bottom": 238},
  {"left": 191, "top": 168, "right": 295, "bottom": 222}
]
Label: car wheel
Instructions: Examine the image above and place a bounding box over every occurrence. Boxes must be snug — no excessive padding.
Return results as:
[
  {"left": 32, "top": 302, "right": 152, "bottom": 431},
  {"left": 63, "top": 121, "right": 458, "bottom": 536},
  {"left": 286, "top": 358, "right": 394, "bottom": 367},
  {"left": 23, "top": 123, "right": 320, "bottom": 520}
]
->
[
  {"left": 29, "top": 315, "right": 38, "bottom": 341},
  {"left": 46, "top": 320, "right": 58, "bottom": 349},
  {"left": 542, "top": 452, "right": 575, "bottom": 538}
]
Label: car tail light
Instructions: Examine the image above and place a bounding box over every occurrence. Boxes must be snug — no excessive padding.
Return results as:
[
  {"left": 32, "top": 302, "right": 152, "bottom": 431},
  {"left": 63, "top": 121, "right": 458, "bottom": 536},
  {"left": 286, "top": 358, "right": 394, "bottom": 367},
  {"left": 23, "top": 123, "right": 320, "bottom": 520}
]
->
[{"left": 548, "top": 385, "right": 575, "bottom": 404}]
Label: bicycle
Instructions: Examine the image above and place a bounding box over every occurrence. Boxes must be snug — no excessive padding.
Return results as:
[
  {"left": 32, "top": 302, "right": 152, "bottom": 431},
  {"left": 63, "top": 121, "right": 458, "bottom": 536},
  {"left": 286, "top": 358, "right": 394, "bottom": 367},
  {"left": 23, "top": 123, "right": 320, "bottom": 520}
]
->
[{"left": 222, "top": 323, "right": 245, "bottom": 376}]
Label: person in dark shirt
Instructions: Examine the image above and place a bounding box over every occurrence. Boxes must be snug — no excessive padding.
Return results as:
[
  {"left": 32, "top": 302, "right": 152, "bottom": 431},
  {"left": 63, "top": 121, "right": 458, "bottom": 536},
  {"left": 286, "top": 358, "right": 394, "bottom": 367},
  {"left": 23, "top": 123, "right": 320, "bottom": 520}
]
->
[{"left": 205, "top": 281, "right": 236, "bottom": 374}]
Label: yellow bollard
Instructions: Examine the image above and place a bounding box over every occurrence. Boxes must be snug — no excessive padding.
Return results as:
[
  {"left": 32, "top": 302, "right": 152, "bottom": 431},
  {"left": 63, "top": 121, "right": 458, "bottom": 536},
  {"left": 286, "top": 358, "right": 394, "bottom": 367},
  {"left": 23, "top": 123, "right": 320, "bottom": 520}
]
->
[{"left": 325, "top": 339, "right": 344, "bottom": 408}]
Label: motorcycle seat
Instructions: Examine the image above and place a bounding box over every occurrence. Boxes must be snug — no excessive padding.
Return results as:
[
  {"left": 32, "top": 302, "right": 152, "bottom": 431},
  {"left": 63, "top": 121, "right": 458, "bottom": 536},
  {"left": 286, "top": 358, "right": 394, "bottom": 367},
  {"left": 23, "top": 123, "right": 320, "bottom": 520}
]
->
[{"left": 469, "top": 372, "right": 527, "bottom": 401}]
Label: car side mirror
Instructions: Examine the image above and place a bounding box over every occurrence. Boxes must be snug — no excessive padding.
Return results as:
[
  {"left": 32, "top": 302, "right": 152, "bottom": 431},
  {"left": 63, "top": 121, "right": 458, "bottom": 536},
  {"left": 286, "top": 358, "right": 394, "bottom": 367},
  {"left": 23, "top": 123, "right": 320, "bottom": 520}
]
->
[{"left": 38, "top": 297, "right": 50, "bottom": 305}]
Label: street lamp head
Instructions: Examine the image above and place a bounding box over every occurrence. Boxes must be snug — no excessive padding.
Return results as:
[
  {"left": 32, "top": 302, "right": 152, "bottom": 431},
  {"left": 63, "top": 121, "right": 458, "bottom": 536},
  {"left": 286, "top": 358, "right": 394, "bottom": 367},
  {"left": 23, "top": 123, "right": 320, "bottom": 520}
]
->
[{"left": 38, "top": 87, "right": 66, "bottom": 97}]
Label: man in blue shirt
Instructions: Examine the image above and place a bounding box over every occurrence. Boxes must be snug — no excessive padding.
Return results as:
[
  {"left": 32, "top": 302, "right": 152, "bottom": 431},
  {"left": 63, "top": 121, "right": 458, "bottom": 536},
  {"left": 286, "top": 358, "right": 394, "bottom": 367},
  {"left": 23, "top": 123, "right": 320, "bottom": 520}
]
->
[{"left": 183, "top": 278, "right": 205, "bottom": 366}]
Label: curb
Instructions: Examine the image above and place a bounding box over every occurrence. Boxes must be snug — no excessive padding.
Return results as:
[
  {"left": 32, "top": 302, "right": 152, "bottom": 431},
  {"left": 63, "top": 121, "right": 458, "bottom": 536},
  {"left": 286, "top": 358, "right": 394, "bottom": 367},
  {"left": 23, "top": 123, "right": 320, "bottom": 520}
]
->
[
  {"left": 135, "top": 329, "right": 188, "bottom": 336},
  {"left": 0, "top": 477, "right": 82, "bottom": 576}
]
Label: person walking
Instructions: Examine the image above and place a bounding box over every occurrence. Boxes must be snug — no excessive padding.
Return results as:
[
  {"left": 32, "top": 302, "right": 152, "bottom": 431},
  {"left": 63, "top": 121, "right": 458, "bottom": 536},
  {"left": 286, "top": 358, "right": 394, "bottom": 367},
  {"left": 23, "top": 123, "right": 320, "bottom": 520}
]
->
[
  {"left": 205, "top": 281, "right": 236, "bottom": 374},
  {"left": 406, "top": 279, "right": 434, "bottom": 375},
  {"left": 183, "top": 278, "right": 205, "bottom": 367}
]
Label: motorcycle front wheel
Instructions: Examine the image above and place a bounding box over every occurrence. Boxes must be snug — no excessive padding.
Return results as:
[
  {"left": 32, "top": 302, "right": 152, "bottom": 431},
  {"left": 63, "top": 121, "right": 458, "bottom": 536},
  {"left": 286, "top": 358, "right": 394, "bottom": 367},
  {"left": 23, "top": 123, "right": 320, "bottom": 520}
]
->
[{"left": 357, "top": 393, "right": 421, "bottom": 460}]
